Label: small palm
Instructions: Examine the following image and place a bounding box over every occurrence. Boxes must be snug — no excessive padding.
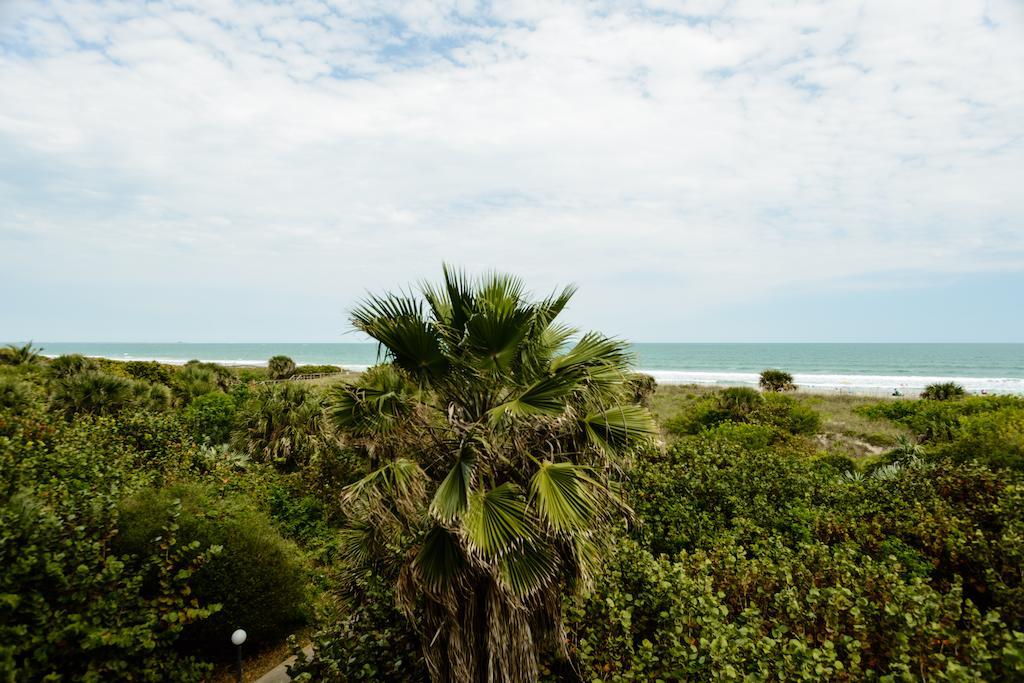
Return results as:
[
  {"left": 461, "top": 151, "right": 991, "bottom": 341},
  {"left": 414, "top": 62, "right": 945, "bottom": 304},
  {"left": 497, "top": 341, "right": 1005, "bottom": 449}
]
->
[{"left": 327, "top": 267, "right": 658, "bottom": 682}]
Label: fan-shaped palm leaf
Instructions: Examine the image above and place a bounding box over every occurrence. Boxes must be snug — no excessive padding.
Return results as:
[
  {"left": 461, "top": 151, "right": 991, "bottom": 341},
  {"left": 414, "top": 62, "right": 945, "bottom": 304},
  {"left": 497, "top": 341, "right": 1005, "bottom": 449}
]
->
[
  {"left": 415, "top": 526, "right": 467, "bottom": 592},
  {"left": 583, "top": 404, "right": 659, "bottom": 456},
  {"left": 463, "top": 483, "right": 531, "bottom": 556},
  {"left": 529, "top": 462, "right": 599, "bottom": 533},
  {"left": 497, "top": 540, "right": 558, "bottom": 598}
]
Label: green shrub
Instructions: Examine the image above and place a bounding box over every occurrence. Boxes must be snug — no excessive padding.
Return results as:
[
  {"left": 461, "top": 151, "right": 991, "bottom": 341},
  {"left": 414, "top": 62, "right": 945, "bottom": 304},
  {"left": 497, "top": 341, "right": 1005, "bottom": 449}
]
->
[
  {"left": 46, "top": 353, "right": 98, "bottom": 379},
  {"left": 940, "top": 406, "right": 1024, "bottom": 471},
  {"left": 173, "top": 366, "right": 220, "bottom": 403},
  {"left": 0, "top": 412, "right": 218, "bottom": 681},
  {"left": 922, "top": 381, "right": 967, "bottom": 400},
  {"left": 666, "top": 388, "right": 820, "bottom": 436},
  {"left": 130, "top": 380, "right": 173, "bottom": 412},
  {"left": 123, "top": 360, "right": 176, "bottom": 386},
  {"left": 0, "top": 376, "right": 39, "bottom": 415},
  {"left": 630, "top": 439, "right": 823, "bottom": 556},
  {"left": 560, "top": 537, "right": 1024, "bottom": 681},
  {"left": 115, "top": 483, "right": 308, "bottom": 654},
  {"left": 756, "top": 392, "right": 821, "bottom": 435},
  {"left": 232, "top": 383, "right": 326, "bottom": 470},
  {"left": 293, "top": 364, "right": 342, "bottom": 376},
  {"left": 0, "top": 342, "right": 43, "bottom": 366},
  {"left": 625, "top": 373, "right": 657, "bottom": 407},
  {"left": 182, "top": 393, "right": 237, "bottom": 445},
  {"left": 814, "top": 452, "right": 857, "bottom": 474},
  {"left": 759, "top": 368, "right": 795, "bottom": 392},
  {"left": 50, "top": 371, "right": 135, "bottom": 419},
  {"left": 267, "top": 355, "right": 296, "bottom": 380},
  {"left": 289, "top": 571, "right": 425, "bottom": 682}
]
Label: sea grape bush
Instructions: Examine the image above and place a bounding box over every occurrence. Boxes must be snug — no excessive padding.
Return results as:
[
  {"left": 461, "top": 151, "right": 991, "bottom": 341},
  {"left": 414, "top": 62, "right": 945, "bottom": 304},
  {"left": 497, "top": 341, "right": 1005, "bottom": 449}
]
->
[
  {"left": 559, "top": 537, "right": 1024, "bottom": 681},
  {"left": 0, "top": 409, "right": 220, "bottom": 682}
]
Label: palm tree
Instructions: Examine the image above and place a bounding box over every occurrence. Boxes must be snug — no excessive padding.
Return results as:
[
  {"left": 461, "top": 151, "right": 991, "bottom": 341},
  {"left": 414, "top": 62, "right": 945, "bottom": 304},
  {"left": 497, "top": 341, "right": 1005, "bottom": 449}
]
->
[
  {"left": 232, "top": 382, "right": 326, "bottom": 469},
  {"left": 267, "top": 355, "right": 296, "bottom": 380},
  {"left": 326, "top": 267, "right": 658, "bottom": 682},
  {"left": 759, "top": 368, "right": 795, "bottom": 392},
  {"left": 1, "top": 341, "right": 43, "bottom": 366},
  {"left": 921, "top": 382, "right": 966, "bottom": 401}
]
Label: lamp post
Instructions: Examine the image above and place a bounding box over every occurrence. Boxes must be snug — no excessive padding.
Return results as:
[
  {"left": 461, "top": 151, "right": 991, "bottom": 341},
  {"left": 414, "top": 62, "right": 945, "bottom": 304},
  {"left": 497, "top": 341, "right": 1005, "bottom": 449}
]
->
[{"left": 231, "top": 629, "right": 247, "bottom": 683}]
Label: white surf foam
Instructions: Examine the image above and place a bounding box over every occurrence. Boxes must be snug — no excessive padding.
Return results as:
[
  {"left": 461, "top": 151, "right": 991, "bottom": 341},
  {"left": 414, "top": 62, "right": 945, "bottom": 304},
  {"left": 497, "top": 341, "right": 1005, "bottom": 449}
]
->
[{"left": 640, "top": 369, "right": 1024, "bottom": 395}]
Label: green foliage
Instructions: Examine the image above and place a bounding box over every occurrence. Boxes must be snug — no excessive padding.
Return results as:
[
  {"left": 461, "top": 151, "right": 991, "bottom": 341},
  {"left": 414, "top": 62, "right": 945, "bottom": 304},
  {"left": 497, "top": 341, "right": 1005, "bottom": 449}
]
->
[
  {"left": 46, "top": 353, "right": 98, "bottom": 379},
  {"left": 123, "top": 360, "right": 176, "bottom": 386},
  {"left": 0, "top": 376, "right": 40, "bottom": 415},
  {"left": 559, "top": 537, "right": 1024, "bottom": 681},
  {"left": 288, "top": 571, "right": 426, "bottom": 682},
  {"left": 293, "top": 364, "right": 342, "bottom": 375},
  {"left": 815, "top": 451, "right": 857, "bottom": 474},
  {"left": 0, "top": 408, "right": 218, "bottom": 681},
  {"left": 625, "top": 373, "right": 657, "bottom": 407},
  {"left": 922, "top": 381, "right": 967, "bottom": 400},
  {"left": 857, "top": 395, "right": 1024, "bottom": 469},
  {"left": 0, "top": 341, "right": 44, "bottom": 366},
  {"left": 667, "top": 387, "right": 820, "bottom": 436},
  {"left": 267, "top": 355, "right": 297, "bottom": 380},
  {"left": 49, "top": 371, "right": 167, "bottom": 419},
  {"left": 182, "top": 392, "right": 237, "bottom": 445},
  {"left": 320, "top": 267, "right": 658, "bottom": 681},
  {"left": 232, "top": 383, "right": 327, "bottom": 469},
  {"left": 759, "top": 367, "right": 796, "bottom": 392},
  {"left": 115, "top": 483, "right": 308, "bottom": 653},
  {"left": 173, "top": 365, "right": 223, "bottom": 403},
  {"left": 940, "top": 406, "right": 1024, "bottom": 471},
  {"left": 631, "top": 438, "right": 823, "bottom": 556}
]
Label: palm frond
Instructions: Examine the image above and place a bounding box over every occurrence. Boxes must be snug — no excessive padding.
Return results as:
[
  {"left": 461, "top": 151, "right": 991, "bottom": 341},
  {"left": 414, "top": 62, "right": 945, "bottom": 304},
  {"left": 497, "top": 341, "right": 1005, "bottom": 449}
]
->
[
  {"left": 430, "top": 446, "right": 475, "bottom": 523},
  {"left": 351, "top": 294, "right": 448, "bottom": 380},
  {"left": 415, "top": 526, "right": 467, "bottom": 592},
  {"left": 344, "top": 457, "right": 427, "bottom": 514},
  {"left": 463, "top": 483, "right": 531, "bottom": 556},
  {"left": 488, "top": 374, "right": 576, "bottom": 421},
  {"left": 529, "top": 462, "right": 599, "bottom": 533},
  {"left": 326, "top": 365, "right": 414, "bottom": 436},
  {"left": 549, "top": 332, "right": 632, "bottom": 375},
  {"left": 583, "top": 404, "right": 659, "bottom": 456},
  {"left": 497, "top": 539, "right": 558, "bottom": 598}
]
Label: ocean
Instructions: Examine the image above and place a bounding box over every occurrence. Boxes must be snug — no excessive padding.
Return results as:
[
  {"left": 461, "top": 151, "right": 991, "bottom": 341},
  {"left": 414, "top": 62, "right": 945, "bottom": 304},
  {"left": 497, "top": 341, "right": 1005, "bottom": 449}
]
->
[{"left": 26, "top": 342, "right": 1024, "bottom": 395}]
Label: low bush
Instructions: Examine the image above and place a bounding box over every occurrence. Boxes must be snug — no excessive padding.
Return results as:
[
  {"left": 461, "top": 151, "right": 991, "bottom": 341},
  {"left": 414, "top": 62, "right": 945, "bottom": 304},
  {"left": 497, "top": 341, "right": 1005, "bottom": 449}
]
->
[
  {"left": 0, "top": 408, "right": 218, "bottom": 682},
  {"left": 940, "top": 406, "right": 1024, "bottom": 471},
  {"left": 46, "top": 353, "right": 98, "bottom": 379},
  {"left": 182, "top": 392, "right": 237, "bottom": 445},
  {"left": 293, "top": 364, "right": 342, "bottom": 376},
  {"left": 666, "top": 387, "right": 820, "bottom": 436},
  {"left": 123, "top": 360, "right": 176, "bottom": 386},
  {"left": 560, "top": 537, "right": 1024, "bottom": 681},
  {"left": 267, "top": 355, "right": 297, "bottom": 380},
  {"left": 289, "top": 571, "right": 425, "bottom": 682},
  {"left": 921, "top": 381, "right": 967, "bottom": 400},
  {"left": 173, "top": 365, "right": 223, "bottom": 403},
  {"left": 49, "top": 371, "right": 170, "bottom": 419},
  {"left": 233, "top": 383, "right": 327, "bottom": 470},
  {"left": 0, "top": 376, "right": 40, "bottom": 415},
  {"left": 759, "top": 367, "right": 796, "bottom": 391},
  {"left": 115, "top": 483, "right": 309, "bottom": 654}
]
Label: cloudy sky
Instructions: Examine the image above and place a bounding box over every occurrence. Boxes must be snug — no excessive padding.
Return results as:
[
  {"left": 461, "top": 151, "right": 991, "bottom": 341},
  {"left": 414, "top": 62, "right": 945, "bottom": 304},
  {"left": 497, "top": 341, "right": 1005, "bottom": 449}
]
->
[{"left": 1, "top": 0, "right": 1022, "bottom": 342}]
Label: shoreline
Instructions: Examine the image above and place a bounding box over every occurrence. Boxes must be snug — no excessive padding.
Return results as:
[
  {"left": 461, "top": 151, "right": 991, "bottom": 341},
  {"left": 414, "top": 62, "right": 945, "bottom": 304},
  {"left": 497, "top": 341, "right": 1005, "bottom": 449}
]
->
[{"left": 43, "top": 353, "right": 1024, "bottom": 397}]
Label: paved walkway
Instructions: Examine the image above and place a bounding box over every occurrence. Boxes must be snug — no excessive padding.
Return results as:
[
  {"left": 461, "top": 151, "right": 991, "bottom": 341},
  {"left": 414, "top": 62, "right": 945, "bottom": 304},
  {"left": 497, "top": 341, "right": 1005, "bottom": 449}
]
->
[{"left": 253, "top": 645, "right": 313, "bottom": 683}]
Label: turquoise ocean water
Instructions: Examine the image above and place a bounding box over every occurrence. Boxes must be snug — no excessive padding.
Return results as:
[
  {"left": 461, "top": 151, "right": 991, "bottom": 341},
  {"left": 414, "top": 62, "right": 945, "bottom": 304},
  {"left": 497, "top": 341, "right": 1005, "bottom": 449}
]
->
[{"left": 26, "top": 342, "right": 1024, "bottom": 395}]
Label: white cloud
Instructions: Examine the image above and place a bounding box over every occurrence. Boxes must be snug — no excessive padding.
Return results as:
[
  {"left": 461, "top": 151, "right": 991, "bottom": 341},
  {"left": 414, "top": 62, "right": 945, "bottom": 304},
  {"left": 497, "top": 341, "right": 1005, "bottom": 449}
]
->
[{"left": 1, "top": 0, "right": 1022, "bottom": 340}]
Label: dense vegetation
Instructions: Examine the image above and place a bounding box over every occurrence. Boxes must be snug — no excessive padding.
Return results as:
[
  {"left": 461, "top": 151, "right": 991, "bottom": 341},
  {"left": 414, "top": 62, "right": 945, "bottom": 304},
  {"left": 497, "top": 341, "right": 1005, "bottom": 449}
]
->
[{"left": 2, "top": 302, "right": 1023, "bottom": 681}]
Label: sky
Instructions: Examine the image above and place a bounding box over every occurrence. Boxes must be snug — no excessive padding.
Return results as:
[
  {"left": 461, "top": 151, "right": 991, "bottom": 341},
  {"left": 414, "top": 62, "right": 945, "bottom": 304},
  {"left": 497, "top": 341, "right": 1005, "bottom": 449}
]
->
[{"left": 1, "top": 0, "right": 1022, "bottom": 343}]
